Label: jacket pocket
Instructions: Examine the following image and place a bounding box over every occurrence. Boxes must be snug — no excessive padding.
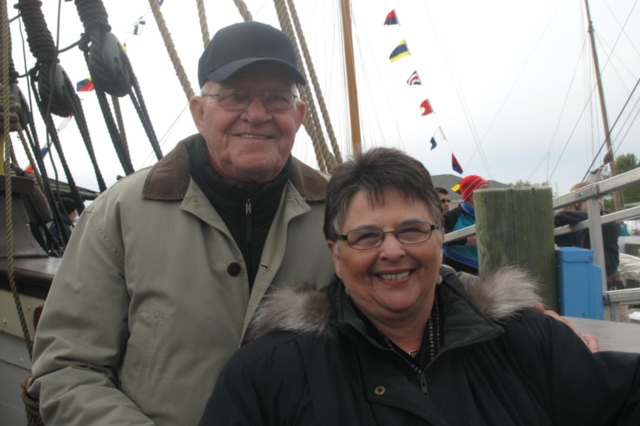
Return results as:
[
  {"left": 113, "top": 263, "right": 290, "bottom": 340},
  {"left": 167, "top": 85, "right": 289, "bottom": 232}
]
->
[{"left": 119, "top": 308, "right": 166, "bottom": 400}]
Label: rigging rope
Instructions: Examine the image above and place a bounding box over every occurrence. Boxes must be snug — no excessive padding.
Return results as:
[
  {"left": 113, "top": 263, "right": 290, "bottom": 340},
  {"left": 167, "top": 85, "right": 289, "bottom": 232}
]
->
[
  {"left": 284, "top": 0, "right": 342, "bottom": 168},
  {"left": 579, "top": 75, "right": 640, "bottom": 182},
  {"left": 232, "top": 0, "right": 254, "bottom": 22},
  {"left": 10, "top": 3, "right": 66, "bottom": 256},
  {"left": 147, "top": 0, "right": 195, "bottom": 99},
  {"left": 113, "top": 96, "right": 128, "bottom": 151},
  {"left": 272, "top": 0, "right": 338, "bottom": 173},
  {"left": 299, "top": 88, "right": 328, "bottom": 172},
  {"left": 2, "top": 0, "right": 34, "bottom": 361},
  {"left": 28, "top": 73, "right": 86, "bottom": 210},
  {"left": 195, "top": 0, "right": 210, "bottom": 48},
  {"left": 15, "top": 0, "right": 107, "bottom": 196},
  {"left": 272, "top": 3, "right": 326, "bottom": 171},
  {"left": 75, "top": 0, "right": 162, "bottom": 170},
  {"left": 15, "top": 0, "right": 87, "bottom": 210}
]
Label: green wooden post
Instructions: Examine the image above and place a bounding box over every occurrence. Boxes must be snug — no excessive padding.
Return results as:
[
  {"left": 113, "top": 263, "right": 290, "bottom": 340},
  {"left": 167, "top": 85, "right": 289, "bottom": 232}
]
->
[{"left": 475, "top": 187, "right": 557, "bottom": 310}]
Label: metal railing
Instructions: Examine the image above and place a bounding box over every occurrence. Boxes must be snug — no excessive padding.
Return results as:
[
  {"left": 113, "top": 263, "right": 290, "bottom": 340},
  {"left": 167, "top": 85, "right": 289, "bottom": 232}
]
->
[
  {"left": 443, "top": 167, "right": 640, "bottom": 321},
  {"left": 553, "top": 168, "right": 640, "bottom": 321}
]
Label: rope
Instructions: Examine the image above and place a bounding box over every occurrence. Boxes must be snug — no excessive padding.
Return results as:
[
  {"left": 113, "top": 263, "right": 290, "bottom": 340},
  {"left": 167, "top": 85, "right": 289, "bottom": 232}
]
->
[
  {"left": 29, "top": 75, "right": 86, "bottom": 212},
  {"left": 112, "top": 96, "right": 128, "bottom": 151},
  {"left": 91, "top": 80, "right": 134, "bottom": 174},
  {"left": 13, "top": 0, "right": 56, "bottom": 62},
  {"left": 232, "top": 0, "right": 254, "bottom": 22},
  {"left": 272, "top": 0, "right": 336, "bottom": 172},
  {"left": 75, "top": 0, "right": 161, "bottom": 164},
  {"left": 299, "top": 88, "right": 327, "bottom": 172},
  {"left": 284, "top": 0, "right": 341, "bottom": 168},
  {"left": 195, "top": 0, "right": 210, "bottom": 48},
  {"left": 10, "top": 36, "right": 66, "bottom": 254},
  {"left": 16, "top": 127, "right": 45, "bottom": 192},
  {"left": 18, "top": 82, "right": 70, "bottom": 248},
  {"left": 68, "top": 88, "right": 107, "bottom": 191},
  {"left": 17, "top": 0, "right": 106, "bottom": 195},
  {"left": 2, "top": 0, "right": 34, "bottom": 360},
  {"left": 125, "top": 60, "right": 162, "bottom": 160},
  {"left": 21, "top": 380, "right": 44, "bottom": 426},
  {"left": 147, "top": 0, "right": 194, "bottom": 98},
  {"left": 18, "top": 111, "right": 67, "bottom": 257},
  {"left": 15, "top": 0, "right": 73, "bottom": 116}
]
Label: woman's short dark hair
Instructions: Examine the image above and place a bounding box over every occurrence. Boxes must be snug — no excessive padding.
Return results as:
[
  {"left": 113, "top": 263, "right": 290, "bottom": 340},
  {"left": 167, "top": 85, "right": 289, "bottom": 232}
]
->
[{"left": 323, "top": 147, "right": 443, "bottom": 241}]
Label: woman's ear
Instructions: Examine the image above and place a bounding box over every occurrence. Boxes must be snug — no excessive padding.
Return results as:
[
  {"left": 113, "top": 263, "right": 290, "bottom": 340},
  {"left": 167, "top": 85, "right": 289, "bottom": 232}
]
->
[{"left": 326, "top": 240, "right": 342, "bottom": 278}]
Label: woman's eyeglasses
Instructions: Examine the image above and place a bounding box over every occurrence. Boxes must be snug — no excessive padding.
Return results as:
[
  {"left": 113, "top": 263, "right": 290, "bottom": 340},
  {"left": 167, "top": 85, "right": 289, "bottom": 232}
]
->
[{"left": 337, "top": 222, "right": 440, "bottom": 250}]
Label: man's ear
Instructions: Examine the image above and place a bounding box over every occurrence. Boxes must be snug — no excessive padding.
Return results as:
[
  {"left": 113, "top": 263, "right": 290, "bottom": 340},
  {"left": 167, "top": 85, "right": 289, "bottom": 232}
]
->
[
  {"left": 326, "top": 240, "right": 342, "bottom": 278},
  {"left": 189, "top": 96, "right": 206, "bottom": 134},
  {"left": 294, "top": 99, "right": 307, "bottom": 130}
]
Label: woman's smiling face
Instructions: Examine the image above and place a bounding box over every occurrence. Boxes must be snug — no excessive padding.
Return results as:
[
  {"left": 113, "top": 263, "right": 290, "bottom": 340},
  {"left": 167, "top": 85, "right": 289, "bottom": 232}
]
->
[{"left": 327, "top": 188, "right": 443, "bottom": 326}]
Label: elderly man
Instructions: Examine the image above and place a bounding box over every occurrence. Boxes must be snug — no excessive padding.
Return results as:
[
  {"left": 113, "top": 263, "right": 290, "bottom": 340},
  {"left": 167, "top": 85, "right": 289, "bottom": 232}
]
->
[{"left": 29, "top": 22, "right": 334, "bottom": 426}]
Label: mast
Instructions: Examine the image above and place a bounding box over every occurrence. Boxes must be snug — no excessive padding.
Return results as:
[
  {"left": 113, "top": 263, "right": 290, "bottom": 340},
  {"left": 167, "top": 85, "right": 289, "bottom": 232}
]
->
[
  {"left": 339, "top": 0, "right": 362, "bottom": 154},
  {"left": 584, "top": 0, "right": 623, "bottom": 210}
]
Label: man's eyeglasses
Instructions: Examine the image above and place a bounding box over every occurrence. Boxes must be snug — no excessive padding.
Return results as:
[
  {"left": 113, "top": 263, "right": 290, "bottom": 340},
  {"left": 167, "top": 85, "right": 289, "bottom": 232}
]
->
[
  {"left": 202, "top": 88, "right": 298, "bottom": 112},
  {"left": 337, "top": 221, "right": 440, "bottom": 250}
]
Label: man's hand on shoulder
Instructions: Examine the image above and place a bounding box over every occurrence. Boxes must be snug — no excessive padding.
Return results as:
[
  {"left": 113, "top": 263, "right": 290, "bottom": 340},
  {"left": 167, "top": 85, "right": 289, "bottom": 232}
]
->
[{"left": 533, "top": 303, "right": 600, "bottom": 353}]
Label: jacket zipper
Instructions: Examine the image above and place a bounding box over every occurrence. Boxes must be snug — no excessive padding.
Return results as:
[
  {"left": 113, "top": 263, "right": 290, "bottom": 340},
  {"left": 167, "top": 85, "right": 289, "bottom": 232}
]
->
[
  {"left": 392, "top": 352, "right": 430, "bottom": 396},
  {"left": 419, "top": 370, "right": 429, "bottom": 395},
  {"left": 245, "top": 198, "right": 252, "bottom": 242}
]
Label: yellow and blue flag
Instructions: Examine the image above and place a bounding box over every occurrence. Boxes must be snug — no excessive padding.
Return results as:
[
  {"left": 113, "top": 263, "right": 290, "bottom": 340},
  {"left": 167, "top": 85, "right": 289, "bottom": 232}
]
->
[{"left": 389, "top": 41, "right": 410, "bottom": 62}]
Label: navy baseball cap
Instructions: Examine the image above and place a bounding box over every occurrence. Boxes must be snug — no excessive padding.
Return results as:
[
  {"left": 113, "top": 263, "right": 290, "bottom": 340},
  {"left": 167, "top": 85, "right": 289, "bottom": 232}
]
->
[{"left": 198, "top": 22, "right": 306, "bottom": 87}]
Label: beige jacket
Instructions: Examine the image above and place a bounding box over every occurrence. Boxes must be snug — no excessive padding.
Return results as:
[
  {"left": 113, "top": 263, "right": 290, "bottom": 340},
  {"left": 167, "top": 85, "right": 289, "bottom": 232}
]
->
[{"left": 29, "top": 135, "right": 335, "bottom": 425}]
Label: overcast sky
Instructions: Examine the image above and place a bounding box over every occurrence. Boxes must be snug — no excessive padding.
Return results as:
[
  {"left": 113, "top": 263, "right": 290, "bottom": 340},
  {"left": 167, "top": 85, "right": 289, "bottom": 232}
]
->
[{"left": 9, "top": 0, "right": 640, "bottom": 195}]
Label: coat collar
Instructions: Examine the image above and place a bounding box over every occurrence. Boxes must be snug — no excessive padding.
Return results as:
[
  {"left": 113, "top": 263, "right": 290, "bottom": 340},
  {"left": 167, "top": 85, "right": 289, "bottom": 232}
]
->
[
  {"left": 142, "top": 134, "right": 328, "bottom": 202},
  {"left": 247, "top": 267, "right": 542, "bottom": 349}
]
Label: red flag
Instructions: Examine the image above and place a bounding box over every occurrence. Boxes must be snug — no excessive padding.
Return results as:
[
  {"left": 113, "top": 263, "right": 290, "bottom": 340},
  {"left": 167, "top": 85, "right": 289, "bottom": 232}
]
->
[
  {"left": 420, "top": 99, "right": 433, "bottom": 116},
  {"left": 76, "top": 78, "right": 94, "bottom": 92},
  {"left": 384, "top": 10, "right": 399, "bottom": 25},
  {"left": 452, "top": 154, "right": 463, "bottom": 174}
]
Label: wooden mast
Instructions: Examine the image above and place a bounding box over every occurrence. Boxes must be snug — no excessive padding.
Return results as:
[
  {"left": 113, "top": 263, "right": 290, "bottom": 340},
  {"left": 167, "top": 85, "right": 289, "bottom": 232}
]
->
[
  {"left": 584, "top": 0, "right": 623, "bottom": 210},
  {"left": 339, "top": 0, "right": 362, "bottom": 155}
]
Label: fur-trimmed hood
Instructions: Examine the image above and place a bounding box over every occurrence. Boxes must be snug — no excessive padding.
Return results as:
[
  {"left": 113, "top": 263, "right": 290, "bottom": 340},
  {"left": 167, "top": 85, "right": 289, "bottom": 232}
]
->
[{"left": 247, "top": 267, "right": 542, "bottom": 341}]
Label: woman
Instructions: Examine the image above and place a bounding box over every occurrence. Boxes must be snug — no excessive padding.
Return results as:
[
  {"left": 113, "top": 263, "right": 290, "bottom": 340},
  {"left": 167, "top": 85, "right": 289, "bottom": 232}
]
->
[{"left": 200, "top": 148, "right": 640, "bottom": 425}]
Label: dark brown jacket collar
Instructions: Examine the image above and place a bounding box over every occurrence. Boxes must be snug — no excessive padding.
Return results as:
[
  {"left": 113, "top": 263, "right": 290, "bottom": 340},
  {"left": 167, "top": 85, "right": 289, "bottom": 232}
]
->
[{"left": 142, "top": 134, "right": 328, "bottom": 202}]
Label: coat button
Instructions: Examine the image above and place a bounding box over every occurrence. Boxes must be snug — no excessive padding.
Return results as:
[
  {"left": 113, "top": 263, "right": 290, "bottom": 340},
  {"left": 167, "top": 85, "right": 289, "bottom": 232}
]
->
[
  {"left": 227, "top": 262, "right": 241, "bottom": 276},
  {"left": 374, "top": 386, "right": 386, "bottom": 395}
]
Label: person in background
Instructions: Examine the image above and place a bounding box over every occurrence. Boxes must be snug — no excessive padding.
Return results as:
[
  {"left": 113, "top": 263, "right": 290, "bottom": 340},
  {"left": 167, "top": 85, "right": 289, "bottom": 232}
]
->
[
  {"left": 200, "top": 148, "right": 637, "bottom": 426},
  {"left": 435, "top": 186, "right": 451, "bottom": 213},
  {"left": 28, "top": 21, "right": 335, "bottom": 426},
  {"left": 442, "top": 175, "right": 489, "bottom": 275},
  {"left": 47, "top": 197, "right": 78, "bottom": 246},
  {"left": 554, "top": 181, "right": 623, "bottom": 290}
]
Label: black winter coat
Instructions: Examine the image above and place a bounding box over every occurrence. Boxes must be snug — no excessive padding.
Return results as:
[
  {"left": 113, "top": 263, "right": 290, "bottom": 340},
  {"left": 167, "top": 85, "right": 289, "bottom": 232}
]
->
[{"left": 200, "top": 268, "right": 640, "bottom": 425}]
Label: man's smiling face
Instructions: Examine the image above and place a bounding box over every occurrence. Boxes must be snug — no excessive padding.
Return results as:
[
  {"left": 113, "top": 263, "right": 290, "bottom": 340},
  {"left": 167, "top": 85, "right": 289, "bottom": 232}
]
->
[{"left": 190, "top": 68, "right": 306, "bottom": 184}]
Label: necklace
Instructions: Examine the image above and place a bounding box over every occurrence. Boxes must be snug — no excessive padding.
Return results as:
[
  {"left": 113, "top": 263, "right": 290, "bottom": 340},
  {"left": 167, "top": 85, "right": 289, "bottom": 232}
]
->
[
  {"left": 382, "top": 295, "right": 441, "bottom": 363},
  {"left": 407, "top": 348, "right": 421, "bottom": 356}
]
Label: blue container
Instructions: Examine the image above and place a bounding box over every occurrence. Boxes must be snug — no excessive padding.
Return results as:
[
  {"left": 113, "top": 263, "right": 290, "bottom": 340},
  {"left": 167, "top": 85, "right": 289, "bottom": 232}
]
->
[{"left": 556, "top": 247, "right": 604, "bottom": 319}]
